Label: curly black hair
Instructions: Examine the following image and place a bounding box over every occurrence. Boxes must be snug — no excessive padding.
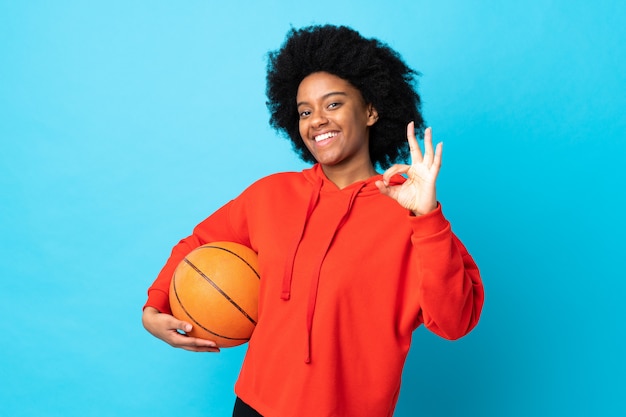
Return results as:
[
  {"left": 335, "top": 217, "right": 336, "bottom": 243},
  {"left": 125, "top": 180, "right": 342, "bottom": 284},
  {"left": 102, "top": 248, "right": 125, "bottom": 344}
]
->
[{"left": 266, "top": 24, "right": 425, "bottom": 169}]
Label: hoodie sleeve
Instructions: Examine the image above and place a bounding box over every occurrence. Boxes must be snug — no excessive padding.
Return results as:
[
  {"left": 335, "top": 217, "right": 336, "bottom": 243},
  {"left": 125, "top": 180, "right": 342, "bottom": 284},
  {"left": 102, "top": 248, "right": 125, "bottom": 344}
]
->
[
  {"left": 408, "top": 204, "right": 484, "bottom": 340},
  {"left": 143, "top": 198, "right": 250, "bottom": 314}
]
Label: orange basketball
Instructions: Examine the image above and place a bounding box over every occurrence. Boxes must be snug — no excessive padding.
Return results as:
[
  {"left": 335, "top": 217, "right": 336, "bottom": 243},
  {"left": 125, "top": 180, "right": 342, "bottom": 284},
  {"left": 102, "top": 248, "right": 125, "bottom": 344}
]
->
[{"left": 169, "top": 242, "right": 260, "bottom": 347}]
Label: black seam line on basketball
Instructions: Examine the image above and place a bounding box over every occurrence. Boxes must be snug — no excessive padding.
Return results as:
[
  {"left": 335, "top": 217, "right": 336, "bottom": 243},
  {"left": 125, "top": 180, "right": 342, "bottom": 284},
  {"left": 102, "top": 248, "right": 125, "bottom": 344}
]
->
[
  {"left": 183, "top": 258, "right": 257, "bottom": 326},
  {"left": 203, "top": 245, "right": 260, "bottom": 280},
  {"left": 172, "top": 271, "right": 249, "bottom": 341}
]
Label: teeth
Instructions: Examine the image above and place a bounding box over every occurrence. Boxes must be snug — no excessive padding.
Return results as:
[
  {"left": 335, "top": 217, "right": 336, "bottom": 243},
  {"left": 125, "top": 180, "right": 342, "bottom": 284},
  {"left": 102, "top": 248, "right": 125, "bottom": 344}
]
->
[{"left": 315, "top": 132, "right": 337, "bottom": 142}]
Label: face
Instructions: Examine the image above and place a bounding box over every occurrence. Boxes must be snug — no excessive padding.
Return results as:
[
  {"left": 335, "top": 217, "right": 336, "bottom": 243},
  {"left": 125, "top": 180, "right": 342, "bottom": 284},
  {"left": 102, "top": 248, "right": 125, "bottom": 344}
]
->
[{"left": 296, "top": 72, "right": 378, "bottom": 170}]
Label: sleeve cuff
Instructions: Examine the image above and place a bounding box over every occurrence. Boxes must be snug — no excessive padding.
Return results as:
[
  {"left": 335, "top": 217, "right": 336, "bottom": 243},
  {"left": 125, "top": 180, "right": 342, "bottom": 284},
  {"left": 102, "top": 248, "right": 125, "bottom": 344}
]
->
[
  {"left": 408, "top": 203, "right": 450, "bottom": 238},
  {"left": 143, "top": 289, "right": 172, "bottom": 315}
]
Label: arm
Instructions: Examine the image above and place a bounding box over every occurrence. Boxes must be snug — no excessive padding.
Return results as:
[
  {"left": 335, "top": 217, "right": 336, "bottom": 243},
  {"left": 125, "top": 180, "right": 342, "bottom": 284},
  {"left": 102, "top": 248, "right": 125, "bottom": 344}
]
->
[
  {"left": 377, "top": 124, "right": 484, "bottom": 338},
  {"left": 143, "top": 200, "right": 248, "bottom": 350},
  {"left": 409, "top": 208, "right": 483, "bottom": 339}
]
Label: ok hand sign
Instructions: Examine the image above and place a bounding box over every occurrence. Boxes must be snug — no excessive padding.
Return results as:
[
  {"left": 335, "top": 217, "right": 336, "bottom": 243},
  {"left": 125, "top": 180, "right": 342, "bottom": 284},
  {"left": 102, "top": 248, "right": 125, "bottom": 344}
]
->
[{"left": 375, "top": 122, "right": 442, "bottom": 216}]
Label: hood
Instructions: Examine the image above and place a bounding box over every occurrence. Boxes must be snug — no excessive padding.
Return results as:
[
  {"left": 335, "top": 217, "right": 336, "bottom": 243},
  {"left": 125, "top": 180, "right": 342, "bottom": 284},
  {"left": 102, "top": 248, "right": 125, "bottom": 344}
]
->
[{"left": 281, "top": 164, "right": 405, "bottom": 363}]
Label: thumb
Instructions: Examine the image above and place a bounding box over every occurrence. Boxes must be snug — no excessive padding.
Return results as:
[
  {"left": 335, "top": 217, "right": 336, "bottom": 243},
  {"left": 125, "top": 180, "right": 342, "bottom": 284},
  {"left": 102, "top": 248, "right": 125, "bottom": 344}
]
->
[
  {"left": 178, "top": 321, "right": 193, "bottom": 333},
  {"left": 168, "top": 315, "right": 192, "bottom": 333},
  {"left": 375, "top": 179, "right": 391, "bottom": 196},
  {"left": 375, "top": 179, "right": 399, "bottom": 202}
]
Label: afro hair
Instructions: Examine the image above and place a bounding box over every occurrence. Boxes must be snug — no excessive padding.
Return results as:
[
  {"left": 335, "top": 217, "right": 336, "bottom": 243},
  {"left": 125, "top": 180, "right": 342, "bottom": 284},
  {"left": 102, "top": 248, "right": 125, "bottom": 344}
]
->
[{"left": 266, "top": 24, "right": 425, "bottom": 169}]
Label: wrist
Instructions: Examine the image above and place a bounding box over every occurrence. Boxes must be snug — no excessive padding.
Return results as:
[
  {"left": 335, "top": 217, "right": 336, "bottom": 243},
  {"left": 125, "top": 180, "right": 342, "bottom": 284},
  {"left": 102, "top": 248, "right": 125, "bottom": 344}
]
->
[{"left": 411, "top": 203, "right": 438, "bottom": 217}]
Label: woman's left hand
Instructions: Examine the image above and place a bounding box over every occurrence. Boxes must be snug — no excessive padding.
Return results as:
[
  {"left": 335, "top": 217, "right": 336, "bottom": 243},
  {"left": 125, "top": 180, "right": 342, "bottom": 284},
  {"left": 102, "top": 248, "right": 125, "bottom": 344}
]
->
[{"left": 375, "top": 122, "right": 442, "bottom": 216}]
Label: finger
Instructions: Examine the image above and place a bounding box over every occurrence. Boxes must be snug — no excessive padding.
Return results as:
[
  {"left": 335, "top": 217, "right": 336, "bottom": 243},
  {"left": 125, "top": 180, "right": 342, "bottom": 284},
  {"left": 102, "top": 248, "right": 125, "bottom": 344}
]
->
[
  {"left": 168, "top": 331, "right": 219, "bottom": 350},
  {"left": 407, "top": 122, "right": 423, "bottom": 164},
  {"left": 381, "top": 164, "right": 410, "bottom": 185},
  {"left": 180, "top": 336, "right": 221, "bottom": 353},
  {"left": 422, "top": 127, "right": 434, "bottom": 166},
  {"left": 180, "top": 342, "right": 221, "bottom": 353},
  {"left": 432, "top": 142, "right": 443, "bottom": 174},
  {"left": 186, "top": 348, "right": 220, "bottom": 353}
]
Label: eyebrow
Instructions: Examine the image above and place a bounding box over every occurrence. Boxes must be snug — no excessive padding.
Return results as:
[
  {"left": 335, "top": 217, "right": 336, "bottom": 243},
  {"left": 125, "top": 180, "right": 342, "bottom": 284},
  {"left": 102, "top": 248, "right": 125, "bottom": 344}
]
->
[{"left": 297, "top": 91, "right": 348, "bottom": 107}]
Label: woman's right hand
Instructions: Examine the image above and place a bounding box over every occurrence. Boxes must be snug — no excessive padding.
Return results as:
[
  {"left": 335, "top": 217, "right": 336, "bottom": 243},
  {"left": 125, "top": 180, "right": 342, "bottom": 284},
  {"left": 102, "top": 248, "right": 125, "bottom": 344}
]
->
[{"left": 142, "top": 306, "right": 220, "bottom": 352}]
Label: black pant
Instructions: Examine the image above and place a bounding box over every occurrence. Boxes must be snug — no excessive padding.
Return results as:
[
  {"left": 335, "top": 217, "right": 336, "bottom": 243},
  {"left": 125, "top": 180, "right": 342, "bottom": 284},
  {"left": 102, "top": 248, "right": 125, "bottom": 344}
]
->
[{"left": 232, "top": 397, "right": 263, "bottom": 417}]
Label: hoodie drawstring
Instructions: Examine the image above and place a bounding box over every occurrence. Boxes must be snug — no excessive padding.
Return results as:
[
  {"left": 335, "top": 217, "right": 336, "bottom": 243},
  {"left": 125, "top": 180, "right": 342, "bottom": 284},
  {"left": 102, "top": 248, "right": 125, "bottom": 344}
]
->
[
  {"left": 303, "top": 183, "right": 366, "bottom": 363},
  {"left": 281, "top": 177, "right": 322, "bottom": 301},
  {"left": 278, "top": 165, "right": 405, "bottom": 364}
]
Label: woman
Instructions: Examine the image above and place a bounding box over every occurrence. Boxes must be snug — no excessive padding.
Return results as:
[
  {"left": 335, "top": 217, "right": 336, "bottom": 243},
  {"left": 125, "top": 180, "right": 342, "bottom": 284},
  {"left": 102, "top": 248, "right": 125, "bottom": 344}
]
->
[{"left": 143, "top": 25, "right": 484, "bottom": 417}]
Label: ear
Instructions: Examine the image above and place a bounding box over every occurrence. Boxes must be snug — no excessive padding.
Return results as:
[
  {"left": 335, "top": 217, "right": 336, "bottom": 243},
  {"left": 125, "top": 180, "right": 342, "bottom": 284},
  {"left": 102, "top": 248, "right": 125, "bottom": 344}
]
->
[{"left": 366, "top": 104, "right": 379, "bottom": 126}]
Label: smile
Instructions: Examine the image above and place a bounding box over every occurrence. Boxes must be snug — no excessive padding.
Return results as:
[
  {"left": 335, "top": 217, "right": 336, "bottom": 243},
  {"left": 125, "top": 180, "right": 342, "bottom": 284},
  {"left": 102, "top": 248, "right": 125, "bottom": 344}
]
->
[{"left": 314, "top": 132, "right": 338, "bottom": 142}]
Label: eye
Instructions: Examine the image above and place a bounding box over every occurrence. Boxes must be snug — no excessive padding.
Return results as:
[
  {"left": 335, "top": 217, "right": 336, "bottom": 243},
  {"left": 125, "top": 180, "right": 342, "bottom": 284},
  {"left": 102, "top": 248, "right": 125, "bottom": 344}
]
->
[
  {"left": 299, "top": 110, "right": 311, "bottom": 119},
  {"left": 327, "top": 102, "right": 341, "bottom": 110}
]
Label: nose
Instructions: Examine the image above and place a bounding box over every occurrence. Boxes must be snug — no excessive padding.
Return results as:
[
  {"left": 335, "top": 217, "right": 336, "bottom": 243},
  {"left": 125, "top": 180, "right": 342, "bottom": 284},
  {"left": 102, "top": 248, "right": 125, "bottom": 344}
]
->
[{"left": 310, "top": 110, "right": 328, "bottom": 129}]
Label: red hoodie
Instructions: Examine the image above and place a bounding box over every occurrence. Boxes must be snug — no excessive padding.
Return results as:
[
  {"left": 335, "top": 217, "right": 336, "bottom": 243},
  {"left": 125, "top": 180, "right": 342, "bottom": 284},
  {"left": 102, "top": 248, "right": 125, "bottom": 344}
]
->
[{"left": 145, "top": 164, "right": 484, "bottom": 417}]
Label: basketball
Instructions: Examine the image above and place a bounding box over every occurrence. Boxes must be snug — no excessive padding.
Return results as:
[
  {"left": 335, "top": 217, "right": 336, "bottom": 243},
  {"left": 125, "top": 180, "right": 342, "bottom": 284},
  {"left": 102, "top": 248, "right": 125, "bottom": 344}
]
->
[{"left": 169, "top": 241, "right": 260, "bottom": 347}]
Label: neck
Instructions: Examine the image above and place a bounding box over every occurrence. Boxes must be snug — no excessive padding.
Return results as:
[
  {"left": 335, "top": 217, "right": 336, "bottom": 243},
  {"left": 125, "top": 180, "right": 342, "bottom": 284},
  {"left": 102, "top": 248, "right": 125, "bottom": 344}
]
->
[{"left": 320, "top": 161, "right": 378, "bottom": 189}]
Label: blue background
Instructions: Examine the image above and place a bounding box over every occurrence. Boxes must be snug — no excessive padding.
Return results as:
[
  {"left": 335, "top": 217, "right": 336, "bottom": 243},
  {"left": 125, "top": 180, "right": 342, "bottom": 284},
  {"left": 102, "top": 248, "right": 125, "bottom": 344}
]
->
[{"left": 1, "top": 1, "right": 624, "bottom": 416}]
